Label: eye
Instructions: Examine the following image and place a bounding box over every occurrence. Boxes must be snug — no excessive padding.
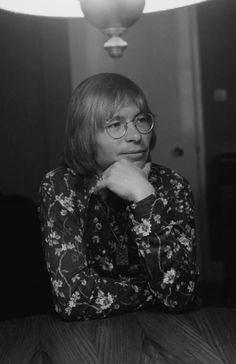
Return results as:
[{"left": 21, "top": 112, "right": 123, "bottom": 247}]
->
[
  {"left": 106, "top": 115, "right": 126, "bottom": 130},
  {"left": 136, "top": 114, "right": 148, "bottom": 124},
  {"left": 107, "top": 120, "right": 123, "bottom": 130}
]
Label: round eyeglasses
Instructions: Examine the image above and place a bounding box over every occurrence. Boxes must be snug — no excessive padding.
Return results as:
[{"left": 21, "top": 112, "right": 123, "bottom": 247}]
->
[{"left": 104, "top": 112, "right": 155, "bottom": 139}]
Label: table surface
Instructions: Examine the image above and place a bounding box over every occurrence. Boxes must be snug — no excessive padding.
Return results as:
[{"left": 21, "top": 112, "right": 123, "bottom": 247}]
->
[{"left": 0, "top": 306, "right": 236, "bottom": 364}]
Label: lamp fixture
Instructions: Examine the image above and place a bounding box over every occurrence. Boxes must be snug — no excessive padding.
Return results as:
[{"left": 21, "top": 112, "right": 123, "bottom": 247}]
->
[{"left": 0, "top": 0, "right": 210, "bottom": 57}]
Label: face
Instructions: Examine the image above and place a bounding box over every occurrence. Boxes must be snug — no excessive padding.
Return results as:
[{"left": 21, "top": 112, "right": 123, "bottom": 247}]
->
[{"left": 95, "top": 103, "right": 152, "bottom": 172}]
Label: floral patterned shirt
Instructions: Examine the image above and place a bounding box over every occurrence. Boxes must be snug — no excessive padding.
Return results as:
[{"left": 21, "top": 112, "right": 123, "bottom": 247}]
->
[{"left": 39, "top": 163, "right": 199, "bottom": 321}]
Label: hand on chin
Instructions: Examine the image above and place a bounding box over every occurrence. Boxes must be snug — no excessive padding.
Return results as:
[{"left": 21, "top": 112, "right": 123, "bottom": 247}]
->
[{"left": 95, "top": 157, "right": 153, "bottom": 202}]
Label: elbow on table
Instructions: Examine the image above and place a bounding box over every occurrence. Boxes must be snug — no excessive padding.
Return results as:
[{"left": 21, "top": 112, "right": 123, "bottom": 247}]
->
[
  {"left": 49, "top": 293, "right": 82, "bottom": 321},
  {"left": 53, "top": 300, "right": 81, "bottom": 321},
  {"left": 161, "top": 289, "right": 198, "bottom": 314}
]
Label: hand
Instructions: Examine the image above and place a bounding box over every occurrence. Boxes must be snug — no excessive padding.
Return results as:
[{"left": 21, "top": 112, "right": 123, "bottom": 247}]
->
[{"left": 95, "top": 159, "right": 155, "bottom": 202}]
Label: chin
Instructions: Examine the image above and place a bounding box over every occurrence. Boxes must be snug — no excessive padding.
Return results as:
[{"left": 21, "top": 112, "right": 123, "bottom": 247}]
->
[
  {"left": 117, "top": 153, "right": 150, "bottom": 168},
  {"left": 132, "top": 159, "right": 148, "bottom": 169}
]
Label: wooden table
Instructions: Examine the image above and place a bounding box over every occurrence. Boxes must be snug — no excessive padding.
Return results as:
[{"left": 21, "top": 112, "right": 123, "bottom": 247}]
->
[{"left": 0, "top": 307, "right": 236, "bottom": 364}]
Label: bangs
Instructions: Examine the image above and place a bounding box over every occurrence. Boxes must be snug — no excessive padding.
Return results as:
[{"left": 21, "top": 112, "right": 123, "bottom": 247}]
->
[{"left": 94, "top": 91, "right": 150, "bottom": 131}]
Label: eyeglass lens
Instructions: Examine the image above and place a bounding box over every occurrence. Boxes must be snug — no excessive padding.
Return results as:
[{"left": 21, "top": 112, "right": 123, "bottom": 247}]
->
[{"left": 106, "top": 113, "right": 153, "bottom": 139}]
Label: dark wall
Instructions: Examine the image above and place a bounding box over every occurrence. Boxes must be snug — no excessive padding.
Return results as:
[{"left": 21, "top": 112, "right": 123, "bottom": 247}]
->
[
  {"left": 0, "top": 10, "right": 71, "bottom": 203},
  {"left": 197, "top": 0, "right": 236, "bottom": 292},
  {"left": 0, "top": 10, "right": 71, "bottom": 319}
]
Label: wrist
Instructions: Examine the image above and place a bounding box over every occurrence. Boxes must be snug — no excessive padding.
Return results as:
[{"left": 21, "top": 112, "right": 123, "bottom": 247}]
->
[{"left": 133, "top": 185, "right": 155, "bottom": 203}]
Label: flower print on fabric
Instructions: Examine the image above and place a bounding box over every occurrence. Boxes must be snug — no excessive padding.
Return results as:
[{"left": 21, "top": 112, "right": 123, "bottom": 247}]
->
[{"left": 39, "top": 163, "right": 199, "bottom": 320}]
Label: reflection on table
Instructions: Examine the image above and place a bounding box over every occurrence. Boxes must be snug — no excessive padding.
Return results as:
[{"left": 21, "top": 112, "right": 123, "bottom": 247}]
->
[{"left": 0, "top": 306, "right": 236, "bottom": 363}]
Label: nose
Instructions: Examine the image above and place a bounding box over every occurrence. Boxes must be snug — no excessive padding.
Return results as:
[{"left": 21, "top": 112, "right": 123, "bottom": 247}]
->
[{"left": 125, "top": 121, "right": 141, "bottom": 142}]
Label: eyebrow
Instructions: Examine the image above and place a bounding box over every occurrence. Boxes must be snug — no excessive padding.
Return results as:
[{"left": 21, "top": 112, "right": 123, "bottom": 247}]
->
[{"left": 107, "top": 111, "right": 144, "bottom": 122}]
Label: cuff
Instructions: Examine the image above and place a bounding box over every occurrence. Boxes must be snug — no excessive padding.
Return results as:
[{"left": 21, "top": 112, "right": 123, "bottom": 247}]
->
[{"left": 130, "top": 193, "right": 157, "bottom": 220}]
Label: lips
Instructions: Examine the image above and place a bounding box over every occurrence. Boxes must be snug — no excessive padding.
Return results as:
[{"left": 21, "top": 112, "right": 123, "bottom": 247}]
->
[
  {"left": 121, "top": 150, "right": 145, "bottom": 155},
  {"left": 120, "top": 150, "right": 147, "bottom": 161}
]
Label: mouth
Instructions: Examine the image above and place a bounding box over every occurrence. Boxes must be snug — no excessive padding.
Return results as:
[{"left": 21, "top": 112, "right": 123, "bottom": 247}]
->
[
  {"left": 121, "top": 150, "right": 146, "bottom": 155},
  {"left": 120, "top": 150, "right": 147, "bottom": 160}
]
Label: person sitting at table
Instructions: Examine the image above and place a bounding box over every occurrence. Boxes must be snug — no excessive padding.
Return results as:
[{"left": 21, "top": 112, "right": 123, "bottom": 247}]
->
[{"left": 39, "top": 72, "right": 199, "bottom": 321}]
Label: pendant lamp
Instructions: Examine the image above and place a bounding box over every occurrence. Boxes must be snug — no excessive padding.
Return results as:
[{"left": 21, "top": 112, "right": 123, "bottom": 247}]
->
[{"left": 0, "top": 0, "right": 210, "bottom": 57}]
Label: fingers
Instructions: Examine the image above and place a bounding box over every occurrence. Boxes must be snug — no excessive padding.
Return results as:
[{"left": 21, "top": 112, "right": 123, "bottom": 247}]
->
[{"left": 94, "top": 159, "right": 152, "bottom": 195}]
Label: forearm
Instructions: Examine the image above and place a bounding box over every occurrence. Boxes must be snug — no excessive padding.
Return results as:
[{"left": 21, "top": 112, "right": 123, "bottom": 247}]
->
[
  {"left": 49, "top": 266, "right": 155, "bottom": 321},
  {"left": 128, "top": 192, "right": 199, "bottom": 312}
]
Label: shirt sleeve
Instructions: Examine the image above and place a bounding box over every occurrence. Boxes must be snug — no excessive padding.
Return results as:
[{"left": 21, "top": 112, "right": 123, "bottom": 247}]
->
[
  {"left": 128, "top": 175, "right": 199, "bottom": 313},
  {"left": 39, "top": 172, "right": 157, "bottom": 321}
]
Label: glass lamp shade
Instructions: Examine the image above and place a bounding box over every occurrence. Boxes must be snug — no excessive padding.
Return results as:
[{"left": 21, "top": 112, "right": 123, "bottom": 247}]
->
[
  {"left": 80, "top": 0, "right": 145, "bottom": 30},
  {"left": 79, "top": 0, "right": 146, "bottom": 58}
]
